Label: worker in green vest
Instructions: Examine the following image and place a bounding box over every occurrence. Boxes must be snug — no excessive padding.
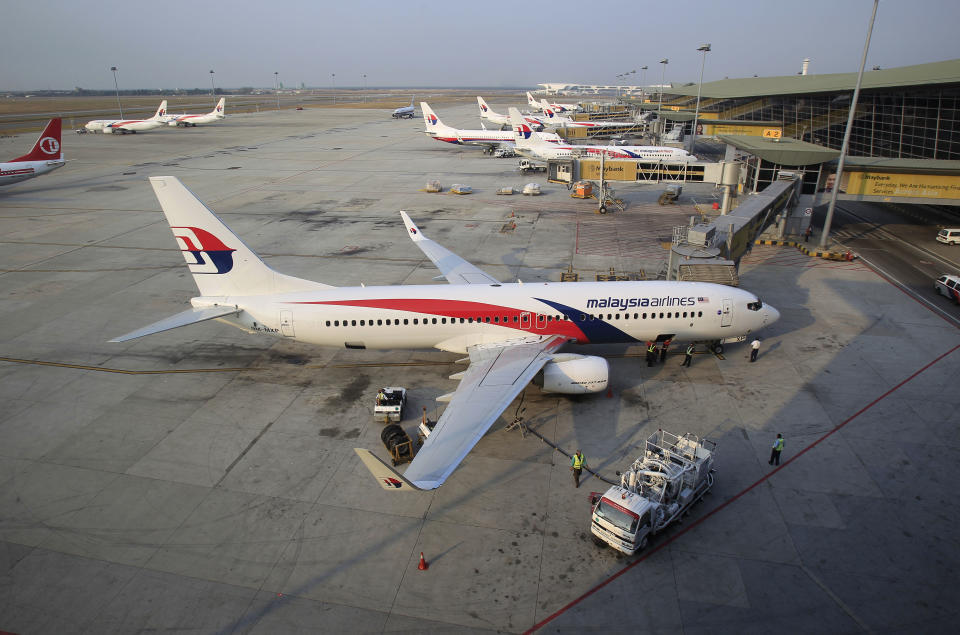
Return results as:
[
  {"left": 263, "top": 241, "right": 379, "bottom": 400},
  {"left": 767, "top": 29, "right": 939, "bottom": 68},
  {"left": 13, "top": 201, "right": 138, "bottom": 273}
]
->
[
  {"left": 571, "top": 450, "right": 588, "bottom": 488},
  {"left": 769, "top": 433, "right": 784, "bottom": 466}
]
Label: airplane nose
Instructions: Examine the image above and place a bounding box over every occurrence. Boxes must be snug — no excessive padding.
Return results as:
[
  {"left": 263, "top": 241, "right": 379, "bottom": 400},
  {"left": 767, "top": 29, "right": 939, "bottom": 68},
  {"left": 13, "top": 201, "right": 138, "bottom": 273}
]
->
[{"left": 764, "top": 305, "right": 780, "bottom": 326}]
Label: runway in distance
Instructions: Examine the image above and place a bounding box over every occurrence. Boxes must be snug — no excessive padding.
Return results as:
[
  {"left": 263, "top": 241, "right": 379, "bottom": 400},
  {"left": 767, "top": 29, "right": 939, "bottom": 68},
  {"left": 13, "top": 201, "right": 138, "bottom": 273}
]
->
[
  {"left": 84, "top": 100, "right": 168, "bottom": 133},
  {"left": 528, "top": 91, "right": 577, "bottom": 113},
  {"left": 477, "top": 96, "right": 544, "bottom": 130},
  {"left": 0, "top": 118, "right": 65, "bottom": 187},
  {"left": 509, "top": 108, "right": 694, "bottom": 162},
  {"left": 422, "top": 102, "right": 561, "bottom": 151},
  {"left": 110, "top": 176, "right": 779, "bottom": 491},
  {"left": 392, "top": 96, "right": 415, "bottom": 119},
  {"left": 163, "top": 98, "right": 225, "bottom": 127}
]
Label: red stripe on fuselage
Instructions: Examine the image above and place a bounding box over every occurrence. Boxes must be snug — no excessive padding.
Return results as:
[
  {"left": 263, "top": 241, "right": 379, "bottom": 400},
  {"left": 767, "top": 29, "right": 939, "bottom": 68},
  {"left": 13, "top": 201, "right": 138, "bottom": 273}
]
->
[{"left": 288, "top": 297, "right": 588, "bottom": 341}]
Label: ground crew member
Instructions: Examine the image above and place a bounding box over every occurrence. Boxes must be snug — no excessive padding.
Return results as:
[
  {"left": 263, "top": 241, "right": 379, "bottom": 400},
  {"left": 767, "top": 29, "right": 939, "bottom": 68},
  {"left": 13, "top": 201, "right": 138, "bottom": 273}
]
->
[
  {"left": 376, "top": 388, "right": 386, "bottom": 405},
  {"left": 646, "top": 341, "right": 656, "bottom": 367},
  {"left": 769, "top": 433, "right": 784, "bottom": 465},
  {"left": 750, "top": 338, "right": 761, "bottom": 362},
  {"left": 804, "top": 225, "right": 813, "bottom": 242},
  {"left": 682, "top": 342, "right": 695, "bottom": 367},
  {"left": 571, "top": 450, "right": 587, "bottom": 487},
  {"left": 660, "top": 339, "right": 671, "bottom": 364}
]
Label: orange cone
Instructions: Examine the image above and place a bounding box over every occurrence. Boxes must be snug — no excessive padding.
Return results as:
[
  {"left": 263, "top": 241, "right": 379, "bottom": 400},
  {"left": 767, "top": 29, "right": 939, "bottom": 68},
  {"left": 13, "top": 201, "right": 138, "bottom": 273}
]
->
[{"left": 418, "top": 552, "right": 429, "bottom": 570}]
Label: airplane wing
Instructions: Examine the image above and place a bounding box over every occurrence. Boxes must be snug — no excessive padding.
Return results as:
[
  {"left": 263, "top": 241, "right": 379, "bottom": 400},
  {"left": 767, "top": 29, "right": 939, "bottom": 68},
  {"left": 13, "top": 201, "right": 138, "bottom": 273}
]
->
[
  {"left": 400, "top": 211, "right": 500, "bottom": 285},
  {"left": 355, "top": 334, "right": 569, "bottom": 490}
]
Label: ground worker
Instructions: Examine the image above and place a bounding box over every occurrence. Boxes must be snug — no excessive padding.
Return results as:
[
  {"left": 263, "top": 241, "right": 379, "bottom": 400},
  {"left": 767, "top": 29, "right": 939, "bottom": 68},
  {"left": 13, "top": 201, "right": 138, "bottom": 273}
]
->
[
  {"left": 804, "top": 225, "right": 813, "bottom": 242},
  {"left": 750, "top": 338, "right": 761, "bottom": 362},
  {"left": 682, "top": 342, "right": 695, "bottom": 367},
  {"left": 769, "top": 433, "right": 784, "bottom": 466},
  {"left": 376, "top": 388, "right": 386, "bottom": 405},
  {"left": 660, "top": 339, "right": 671, "bottom": 364},
  {"left": 571, "top": 450, "right": 587, "bottom": 488},
  {"left": 646, "top": 341, "right": 656, "bottom": 367}
]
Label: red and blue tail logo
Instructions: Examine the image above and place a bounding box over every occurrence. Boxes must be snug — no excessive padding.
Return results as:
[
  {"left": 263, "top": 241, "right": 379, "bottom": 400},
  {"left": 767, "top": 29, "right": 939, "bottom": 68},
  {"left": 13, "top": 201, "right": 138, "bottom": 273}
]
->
[
  {"left": 172, "top": 226, "right": 236, "bottom": 274},
  {"left": 480, "top": 104, "right": 488, "bottom": 112},
  {"left": 382, "top": 477, "right": 403, "bottom": 489},
  {"left": 427, "top": 114, "right": 438, "bottom": 125},
  {"left": 514, "top": 123, "right": 532, "bottom": 139}
]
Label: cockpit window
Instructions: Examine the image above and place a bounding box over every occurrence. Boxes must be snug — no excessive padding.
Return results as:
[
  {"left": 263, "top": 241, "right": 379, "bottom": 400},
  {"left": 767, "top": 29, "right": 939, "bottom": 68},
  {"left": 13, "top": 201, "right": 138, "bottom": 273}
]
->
[{"left": 746, "top": 298, "right": 764, "bottom": 311}]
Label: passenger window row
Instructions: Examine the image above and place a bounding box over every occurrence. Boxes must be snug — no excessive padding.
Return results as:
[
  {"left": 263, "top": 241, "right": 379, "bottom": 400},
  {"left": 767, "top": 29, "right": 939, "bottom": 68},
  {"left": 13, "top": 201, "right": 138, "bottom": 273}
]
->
[{"left": 322, "top": 310, "right": 704, "bottom": 327}]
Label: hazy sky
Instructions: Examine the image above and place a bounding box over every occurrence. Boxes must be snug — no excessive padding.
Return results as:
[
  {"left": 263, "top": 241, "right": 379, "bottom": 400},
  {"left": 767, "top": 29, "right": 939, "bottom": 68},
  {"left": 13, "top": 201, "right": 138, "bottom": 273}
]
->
[{"left": 2, "top": 0, "right": 958, "bottom": 91}]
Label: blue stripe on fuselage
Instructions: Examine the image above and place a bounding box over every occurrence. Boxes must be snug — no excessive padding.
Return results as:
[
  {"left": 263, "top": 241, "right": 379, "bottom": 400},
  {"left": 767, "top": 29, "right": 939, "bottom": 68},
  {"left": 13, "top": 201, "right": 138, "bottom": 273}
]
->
[{"left": 536, "top": 297, "right": 638, "bottom": 344}]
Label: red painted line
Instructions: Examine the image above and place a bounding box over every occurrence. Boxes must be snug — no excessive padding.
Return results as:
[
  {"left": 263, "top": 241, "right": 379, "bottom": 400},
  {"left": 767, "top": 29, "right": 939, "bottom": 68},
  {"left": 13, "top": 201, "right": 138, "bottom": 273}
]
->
[{"left": 525, "top": 342, "right": 960, "bottom": 634}]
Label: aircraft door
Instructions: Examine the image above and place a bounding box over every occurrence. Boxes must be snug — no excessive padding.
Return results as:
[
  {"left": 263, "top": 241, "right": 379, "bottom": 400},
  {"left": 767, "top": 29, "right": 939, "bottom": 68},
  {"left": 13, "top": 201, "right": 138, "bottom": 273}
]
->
[
  {"left": 536, "top": 313, "right": 547, "bottom": 329},
  {"left": 521, "top": 312, "right": 531, "bottom": 329},
  {"left": 280, "top": 310, "right": 295, "bottom": 337},
  {"left": 720, "top": 299, "right": 732, "bottom": 327}
]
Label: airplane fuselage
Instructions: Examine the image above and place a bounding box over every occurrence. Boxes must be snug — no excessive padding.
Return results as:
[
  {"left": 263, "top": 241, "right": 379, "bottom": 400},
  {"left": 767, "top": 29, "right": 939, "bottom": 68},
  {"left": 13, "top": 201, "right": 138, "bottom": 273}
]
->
[
  {"left": 0, "top": 158, "right": 65, "bottom": 186},
  {"left": 195, "top": 280, "right": 776, "bottom": 354}
]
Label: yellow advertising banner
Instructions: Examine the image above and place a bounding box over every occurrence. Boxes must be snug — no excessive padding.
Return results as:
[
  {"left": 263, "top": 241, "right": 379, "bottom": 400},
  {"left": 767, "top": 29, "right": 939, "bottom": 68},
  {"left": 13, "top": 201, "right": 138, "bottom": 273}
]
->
[
  {"left": 580, "top": 161, "right": 637, "bottom": 181},
  {"left": 706, "top": 124, "right": 780, "bottom": 136},
  {"left": 844, "top": 172, "right": 960, "bottom": 199}
]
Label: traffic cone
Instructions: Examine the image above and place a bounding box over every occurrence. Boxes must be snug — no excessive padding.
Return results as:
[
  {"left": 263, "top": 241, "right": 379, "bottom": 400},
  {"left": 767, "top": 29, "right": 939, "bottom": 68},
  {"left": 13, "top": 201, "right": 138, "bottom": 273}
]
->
[{"left": 418, "top": 552, "right": 429, "bottom": 571}]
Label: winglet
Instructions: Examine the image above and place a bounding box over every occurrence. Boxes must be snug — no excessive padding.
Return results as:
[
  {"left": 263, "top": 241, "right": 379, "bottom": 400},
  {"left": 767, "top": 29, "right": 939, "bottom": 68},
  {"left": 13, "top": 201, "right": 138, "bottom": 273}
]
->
[
  {"left": 400, "top": 210, "right": 426, "bottom": 243},
  {"left": 354, "top": 448, "right": 425, "bottom": 491}
]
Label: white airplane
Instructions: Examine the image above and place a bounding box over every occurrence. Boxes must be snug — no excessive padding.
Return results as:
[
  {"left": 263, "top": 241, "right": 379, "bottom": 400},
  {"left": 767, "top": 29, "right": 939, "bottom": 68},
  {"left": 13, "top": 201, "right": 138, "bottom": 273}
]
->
[
  {"left": 84, "top": 100, "right": 168, "bottom": 134},
  {"left": 0, "top": 118, "right": 65, "bottom": 187},
  {"left": 423, "top": 102, "right": 555, "bottom": 152},
  {"left": 392, "top": 96, "right": 415, "bottom": 119},
  {"left": 528, "top": 91, "right": 577, "bottom": 113},
  {"left": 539, "top": 100, "right": 634, "bottom": 130},
  {"left": 509, "top": 108, "right": 694, "bottom": 162},
  {"left": 477, "top": 96, "right": 543, "bottom": 130},
  {"left": 110, "top": 176, "right": 780, "bottom": 491},
  {"left": 164, "top": 98, "right": 225, "bottom": 127}
]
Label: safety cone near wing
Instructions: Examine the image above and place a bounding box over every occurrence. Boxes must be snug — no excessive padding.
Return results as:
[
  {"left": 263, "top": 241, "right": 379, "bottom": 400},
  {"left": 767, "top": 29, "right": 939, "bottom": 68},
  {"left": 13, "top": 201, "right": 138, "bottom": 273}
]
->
[{"left": 418, "top": 552, "right": 429, "bottom": 570}]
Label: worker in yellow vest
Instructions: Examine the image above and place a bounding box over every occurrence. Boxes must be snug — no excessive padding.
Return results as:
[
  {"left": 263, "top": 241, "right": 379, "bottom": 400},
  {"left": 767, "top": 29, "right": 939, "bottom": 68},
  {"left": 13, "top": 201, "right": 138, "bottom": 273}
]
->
[
  {"left": 571, "top": 450, "right": 588, "bottom": 488},
  {"left": 769, "top": 433, "right": 784, "bottom": 466}
]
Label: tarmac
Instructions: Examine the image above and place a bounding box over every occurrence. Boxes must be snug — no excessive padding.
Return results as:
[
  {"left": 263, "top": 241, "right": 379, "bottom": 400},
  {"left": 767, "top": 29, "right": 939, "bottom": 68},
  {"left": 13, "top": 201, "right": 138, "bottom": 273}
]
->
[{"left": 1, "top": 103, "right": 959, "bottom": 634}]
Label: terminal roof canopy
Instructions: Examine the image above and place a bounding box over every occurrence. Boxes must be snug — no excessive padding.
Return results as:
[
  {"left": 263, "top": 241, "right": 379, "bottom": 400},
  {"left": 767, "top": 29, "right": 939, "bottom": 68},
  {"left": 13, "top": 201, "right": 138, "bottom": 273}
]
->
[
  {"left": 668, "top": 59, "right": 960, "bottom": 99},
  {"left": 719, "top": 135, "right": 840, "bottom": 166}
]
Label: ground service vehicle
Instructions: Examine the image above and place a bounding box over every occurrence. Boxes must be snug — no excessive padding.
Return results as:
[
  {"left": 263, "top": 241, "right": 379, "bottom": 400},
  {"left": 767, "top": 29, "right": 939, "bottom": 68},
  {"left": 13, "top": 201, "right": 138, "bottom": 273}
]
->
[
  {"left": 375, "top": 387, "right": 407, "bottom": 422},
  {"left": 518, "top": 158, "right": 546, "bottom": 174},
  {"left": 591, "top": 430, "right": 716, "bottom": 555},
  {"left": 935, "top": 274, "right": 960, "bottom": 303},
  {"left": 937, "top": 228, "right": 960, "bottom": 245}
]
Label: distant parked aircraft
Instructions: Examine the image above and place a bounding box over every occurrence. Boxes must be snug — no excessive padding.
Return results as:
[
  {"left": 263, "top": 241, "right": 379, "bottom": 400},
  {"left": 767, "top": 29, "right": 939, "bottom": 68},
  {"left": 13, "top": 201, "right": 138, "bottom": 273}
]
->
[
  {"left": 392, "top": 96, "right": 415, "bottom": 119},
  {"left": 164, "top": 98, "right": 225, "bottom": 127},
  {"left": 84, "top": 100, "right": 168, "bottom": 134}
]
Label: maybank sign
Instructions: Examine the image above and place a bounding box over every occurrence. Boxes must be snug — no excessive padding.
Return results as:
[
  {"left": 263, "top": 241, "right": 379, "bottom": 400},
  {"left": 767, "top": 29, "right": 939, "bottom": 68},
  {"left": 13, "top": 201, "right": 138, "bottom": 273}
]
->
[{"left": 587, "top": 296, "right": 698, "bottom": 310}]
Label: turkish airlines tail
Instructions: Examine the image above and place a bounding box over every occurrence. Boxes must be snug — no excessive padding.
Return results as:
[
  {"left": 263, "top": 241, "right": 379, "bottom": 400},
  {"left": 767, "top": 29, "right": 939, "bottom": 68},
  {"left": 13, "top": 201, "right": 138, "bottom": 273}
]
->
[
  {"left": 10, "top": 118, "right": 62, "bottom": 162},
  {"left": 148, "top": 176, "right": 332, "bottom": 297}
]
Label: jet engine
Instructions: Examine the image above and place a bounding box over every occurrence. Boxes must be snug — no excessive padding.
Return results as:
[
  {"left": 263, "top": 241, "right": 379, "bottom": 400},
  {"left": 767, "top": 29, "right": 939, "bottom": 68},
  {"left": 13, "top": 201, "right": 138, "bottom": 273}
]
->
[{"left": 533, "top": 354, "right": 609, "bottom": 394}]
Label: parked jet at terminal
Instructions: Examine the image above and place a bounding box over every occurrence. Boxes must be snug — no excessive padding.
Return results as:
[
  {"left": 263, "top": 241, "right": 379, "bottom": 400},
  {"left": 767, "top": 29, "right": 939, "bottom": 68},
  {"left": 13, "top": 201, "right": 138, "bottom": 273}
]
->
[
  {"left": 477, "top": 96, "right": 543, "bottom": 130},
  {"left": 0, "top": 118, "right": 65, "bottom": 187},
  {"left": 422, "top": 102, "right": 560, "bottom": 151},
  {"left": 392, "top": 96, "right": 415, "bottom": 119},
  {"left": 110, "top": 176, "right": 779, "bottom": 491},
  {"left": 528, "top": 91, "right": 577, "bottom": 113},
  {"left": 539, "top": 99, "right": 634, "bottom": 130},
  {"left": 509, "top": 108, "right": 694, "bottom": 162},
  {"left": 84, "top": 100, "right": 168, "bottom": 134},
  {"left": 164, "top": 98, "right": 225, "bottom": 127}
]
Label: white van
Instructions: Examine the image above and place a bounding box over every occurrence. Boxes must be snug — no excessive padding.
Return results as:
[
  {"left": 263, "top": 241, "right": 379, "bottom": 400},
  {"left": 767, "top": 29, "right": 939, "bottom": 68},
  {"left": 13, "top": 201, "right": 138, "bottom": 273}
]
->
[{"left": 936, "top": 228, "right": 960, "bottom": 245}]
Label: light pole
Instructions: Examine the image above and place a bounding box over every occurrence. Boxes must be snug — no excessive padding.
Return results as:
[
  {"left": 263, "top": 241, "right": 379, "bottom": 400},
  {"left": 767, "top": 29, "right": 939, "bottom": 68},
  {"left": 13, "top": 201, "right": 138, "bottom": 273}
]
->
[
  {"left": 820, "top": 0, "right": 879, "bottom": 249},
  {"left": 640, "top": 65, "right": 648, "bottom": 99},
  {"left": 110, "top": 66, "right": 123, "bottom": 118},
  {"left": 331, "top": 73, "right": 336, "bottom": 104},
  {"left": 689, "top": 43, "right": 711, "bottom": 154},
  {"left": 274, "top": 71, "right": 279, "bottom": 110},
  {"left": 362, "top": 74, "right": 367, "bottom": 103},
  {"left": 657, "top": 59, "right": 668, "bottom": 142},
  {"left": 209, "top": 69, "right": 215, "bottom": 102}
]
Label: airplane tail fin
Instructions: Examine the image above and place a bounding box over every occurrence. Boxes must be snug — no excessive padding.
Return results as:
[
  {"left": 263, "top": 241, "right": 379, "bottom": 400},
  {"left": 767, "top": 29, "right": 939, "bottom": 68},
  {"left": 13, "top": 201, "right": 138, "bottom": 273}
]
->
[
  {"left": 421, "top": 102, "right": 447, "bottom": 130},
  {"left": 152, "top": 100, "right": 168, "bottom": 120},
  {"left": 10, "top": 118, "right": 62, "bottom": 162},
  {"left": 477, "top": 96, "right": 489, "bottom": 118},
  {"left": 213, "top": 97, "right": 225, "bottom": 117},
  {"left": 527, "top": 91, "right": 539, "bottom": 110},
  {"left": 148, "top": 176, "right": 332, "bottom": 297},
  {"left": 409, "top": 95, "right": 415, "bottom": 107},
  {"left": 508, "top": 107, "right": 537, "bottom": 150}
]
